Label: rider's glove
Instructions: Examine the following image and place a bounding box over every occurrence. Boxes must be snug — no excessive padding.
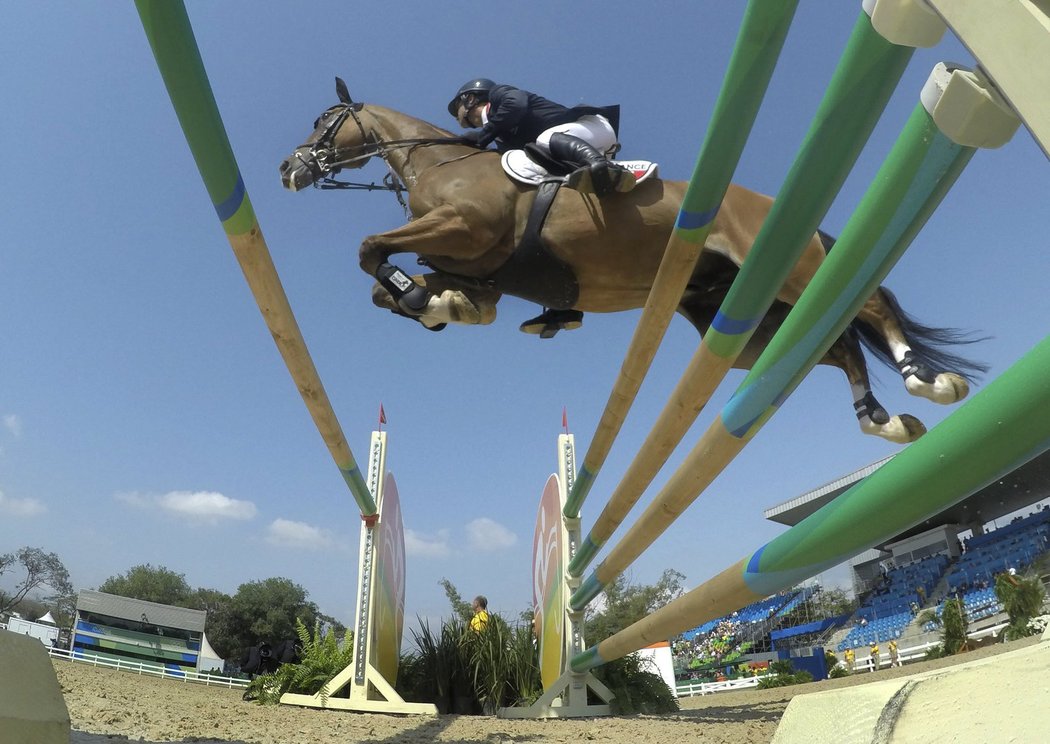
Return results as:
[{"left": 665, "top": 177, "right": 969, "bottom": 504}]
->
[{"left": 461, "top": 127, "right": 494, "bottom": 148}]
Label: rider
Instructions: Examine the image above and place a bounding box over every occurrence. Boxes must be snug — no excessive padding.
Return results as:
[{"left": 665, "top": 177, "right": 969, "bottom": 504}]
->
[{"left": 447, "top": 78, "right": 636, "bottom": 197}]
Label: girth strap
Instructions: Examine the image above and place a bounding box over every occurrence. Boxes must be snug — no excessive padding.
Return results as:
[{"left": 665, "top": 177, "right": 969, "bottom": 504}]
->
[{"left": 486, "top": 179, "right": 580, "bottom": 310}]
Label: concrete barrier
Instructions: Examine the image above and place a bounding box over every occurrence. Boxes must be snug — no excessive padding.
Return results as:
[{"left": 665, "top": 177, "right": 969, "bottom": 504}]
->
[
  {"left": 0, "top": 629, "right": 70, "bottom": 743},
  {"left": 773, "top": 636, "right": 1050, "bottom": 743}
]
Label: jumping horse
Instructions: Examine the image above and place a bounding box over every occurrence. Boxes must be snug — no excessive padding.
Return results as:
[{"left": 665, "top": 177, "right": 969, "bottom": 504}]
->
[{"left": 278, "top": 79, "right": 985, "bottom": 444}]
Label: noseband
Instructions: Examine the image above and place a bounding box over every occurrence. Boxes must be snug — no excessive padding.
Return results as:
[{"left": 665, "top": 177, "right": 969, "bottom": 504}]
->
[{"left": 293, "top": 102, "right": 474, "bottom": 213}]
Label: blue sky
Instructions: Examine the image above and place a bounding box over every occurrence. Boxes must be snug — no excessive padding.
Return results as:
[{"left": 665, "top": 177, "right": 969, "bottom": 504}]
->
[{"left": 2, "top": 2, "right": 1048, "bottom": 632}]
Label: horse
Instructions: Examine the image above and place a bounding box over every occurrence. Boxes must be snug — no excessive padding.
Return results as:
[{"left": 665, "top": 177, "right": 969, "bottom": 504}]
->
[{"left": 278, "top": 79, "right": 985, "bottom": 444}]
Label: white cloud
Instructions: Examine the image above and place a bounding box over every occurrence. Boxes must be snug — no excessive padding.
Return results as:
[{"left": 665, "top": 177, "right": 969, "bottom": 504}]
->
[
  {"left": 404, "top": 528, "right": 451, "bottom": 558},
  {"left": 3, "top": 414, "right": 21, "bottom": 438},
  {"left": 112, "top": 490, "right": 256, "bottom": 523},
  {"left": 0, "top": 488, "right": 45, "bottom": 517},
  {"left": 465, "top": 517, "right": 517, "bottom": 552},
  {"left": 159, "top": 491, "right": 256, "bottom": 521},
  {"left": 266, "top": 518, "right": 333, "bottom": 550}
]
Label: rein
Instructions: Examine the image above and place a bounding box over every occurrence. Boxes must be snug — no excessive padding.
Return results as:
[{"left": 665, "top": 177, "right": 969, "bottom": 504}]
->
[{"left": 302, "top": 102, "right": 477, "bottom": 215}]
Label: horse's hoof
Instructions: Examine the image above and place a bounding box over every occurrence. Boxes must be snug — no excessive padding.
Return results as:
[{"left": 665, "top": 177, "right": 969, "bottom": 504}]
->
[
  {"left": 416, "top": 317, "right": 446, "bottom": 332},
  {"left": 860, "top": 414, "right": 926, "bottom": 444},
  {"left": 904, "top": 372, "right": 969, "bottom": 405},
  {"left": 436, "top": 289, "right": 483, "bottom": 324}
]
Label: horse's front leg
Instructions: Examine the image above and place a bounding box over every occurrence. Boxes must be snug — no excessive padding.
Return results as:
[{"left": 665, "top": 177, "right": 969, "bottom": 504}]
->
[
  {"left": 371, "top": 273, "right": 501, "bottom": 329},
  {"left": 359, "top": 206, "right": 491, "bottom": 317}
]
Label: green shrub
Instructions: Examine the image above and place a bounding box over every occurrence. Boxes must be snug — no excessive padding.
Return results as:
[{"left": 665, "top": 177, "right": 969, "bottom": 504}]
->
[
  {"left": 756, "top": 659, "right": 814, "bottom": 689},
  {"left": 462, "top": 614, "right": 541, "bottom": 711},
  {"left": 397, "top": 612, "right": 541, "bottom": 715},
  {"left": 996, "top": 573, "right": 1047, "bottom": 640},
  {"left": 757, "top": 670, "right": 813, "bottom": 689},
  {"left": 399, "top": 615, "right": 473, "bottom": 713},
  {"left": 592, "top": 653, "right": 679, "bottom": 715},
  {"left": 828, "top": 665, "right": 850, "bottom": 678},
  {"left": 243, "top": 619, "right": 354, "bottom": 704}
]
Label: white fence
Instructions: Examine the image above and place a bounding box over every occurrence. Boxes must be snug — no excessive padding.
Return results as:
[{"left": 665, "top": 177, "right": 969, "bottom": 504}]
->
[
  {"left": 676, "top": 675, "right": 763, "bottom": 697},
  {"left": 47, "top": 644, "right": 249, "bottom": 689}
]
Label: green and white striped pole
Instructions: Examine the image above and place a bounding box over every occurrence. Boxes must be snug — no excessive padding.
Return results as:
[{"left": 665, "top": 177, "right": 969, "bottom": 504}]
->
[
  {"left": 136, "top": 0, "right": 377, "bottom": 518},
  {"left": 563, "top": 0, "right": 800, "bottom": 519},
  {"left": 567, "top": 3, "right": 937, "bottom": 578},
  {"left": 572, "top": 331, "right": 1050, "bottom": 671}
]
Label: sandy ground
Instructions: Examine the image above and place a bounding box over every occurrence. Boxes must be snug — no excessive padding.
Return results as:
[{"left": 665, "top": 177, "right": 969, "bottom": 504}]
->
[{"left": 55, "top": 636, "right": 1041, "bottom": 744}]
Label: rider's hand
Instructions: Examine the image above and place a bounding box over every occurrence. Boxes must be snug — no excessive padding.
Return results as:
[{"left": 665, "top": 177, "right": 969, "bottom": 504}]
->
[{"left": 461, "top": 127, "right": 493, "bottom": 148}]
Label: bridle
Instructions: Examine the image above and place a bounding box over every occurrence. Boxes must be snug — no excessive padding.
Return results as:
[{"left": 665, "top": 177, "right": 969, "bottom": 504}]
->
[{"left": 292, "top": 101, "right": 476, "bottom": 215}]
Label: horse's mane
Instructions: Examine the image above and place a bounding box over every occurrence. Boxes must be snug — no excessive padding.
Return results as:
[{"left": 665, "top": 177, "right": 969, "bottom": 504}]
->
[{"left": 362, "top": 103, "right": 459, "bottom": 141}]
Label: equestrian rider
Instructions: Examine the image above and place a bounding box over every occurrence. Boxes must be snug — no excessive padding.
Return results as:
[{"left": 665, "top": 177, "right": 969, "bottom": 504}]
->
[{"left": 448, "top": 78, "right": 636, "bottom": 197}]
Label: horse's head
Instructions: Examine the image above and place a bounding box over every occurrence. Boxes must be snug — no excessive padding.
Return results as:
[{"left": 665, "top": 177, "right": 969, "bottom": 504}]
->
[{"left": 279, "top": 77, "right": 373, "bottom": 191}]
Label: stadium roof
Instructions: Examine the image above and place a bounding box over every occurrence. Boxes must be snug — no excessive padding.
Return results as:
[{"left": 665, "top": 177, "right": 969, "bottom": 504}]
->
[
  {"left": 764, "top": 449, "right": 1050, "bottom": 547},
  {"left": 76, "top": 589, "right": 206, "bottom": 632}
]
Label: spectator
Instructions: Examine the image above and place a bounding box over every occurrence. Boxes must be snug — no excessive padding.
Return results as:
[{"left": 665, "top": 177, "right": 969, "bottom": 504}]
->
[
  {"left": 844, "top": 647, "right": 855, "bottom": 672},
  {"left": 870, "top": 642, "right": 880, "bottom": 672},
  {"left": 470, "top": 595, "right": 490, "bottom": 632},
  {"left": 888, "top": 639, "right": 900, "bottom": 667}
]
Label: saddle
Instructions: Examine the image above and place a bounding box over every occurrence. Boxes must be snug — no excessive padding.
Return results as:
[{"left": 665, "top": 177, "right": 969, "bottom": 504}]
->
[{"left": 501, "top": 145, "right": 659, "bottom": 188}]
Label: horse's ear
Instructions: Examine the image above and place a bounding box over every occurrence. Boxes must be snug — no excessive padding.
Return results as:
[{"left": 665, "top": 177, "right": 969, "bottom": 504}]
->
[{"left": 335, "top": 77, "right": 352, "bottom": 104}]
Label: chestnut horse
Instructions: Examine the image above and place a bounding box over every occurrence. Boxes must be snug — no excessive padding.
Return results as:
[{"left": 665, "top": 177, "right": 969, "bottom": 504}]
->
[{"left": 278, "top": 80, "right": 984, "bottom": 444}]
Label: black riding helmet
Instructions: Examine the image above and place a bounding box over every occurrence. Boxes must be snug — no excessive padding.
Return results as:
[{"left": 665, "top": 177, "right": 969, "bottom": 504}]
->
[{"left": 448, "top": 78, "right": 496, "bottom": 117}]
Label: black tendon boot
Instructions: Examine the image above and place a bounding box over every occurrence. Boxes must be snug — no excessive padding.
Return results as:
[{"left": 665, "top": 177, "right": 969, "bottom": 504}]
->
[{"left": 548, "top": 132, "right": 635, "bottom": 196}]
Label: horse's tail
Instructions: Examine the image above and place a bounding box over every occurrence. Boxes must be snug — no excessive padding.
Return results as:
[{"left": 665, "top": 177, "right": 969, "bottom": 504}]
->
[{"left": 852, "top": 287, "right": 990, "bottom": 383}]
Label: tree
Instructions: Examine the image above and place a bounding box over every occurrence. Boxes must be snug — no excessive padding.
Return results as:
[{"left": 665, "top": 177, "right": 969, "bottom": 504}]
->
[
  {"left": 439, "top": 577, "right": 474, "bottom": 622},
  {"left": 0, "top": 547, "right": 74, "bottom": 618},
  {"left": 99, "top": 564, "right": 192, "bottom": 606},
  {"left": 188, "top": 587, "right": 232, "bottom": 616},
  {"left": 919, "top": 596, "right": 970, "bottom": 655},
  {"left": 209, "top": 578, "right": 320, "bottom": 660},
  {"left": 995, "top": 571, "right": 1047, "bottom": 640},
  {"left": 585, "top": 569, "right": 685, "bottom": 644}
]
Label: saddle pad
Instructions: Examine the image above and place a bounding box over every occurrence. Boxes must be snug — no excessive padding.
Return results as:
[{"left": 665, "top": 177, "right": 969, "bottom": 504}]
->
[{"left": 501, "top": 150, "right": 659, "bottom": 187}]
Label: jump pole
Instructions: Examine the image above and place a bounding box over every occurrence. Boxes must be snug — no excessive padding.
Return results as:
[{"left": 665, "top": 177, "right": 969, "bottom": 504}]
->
[
  {"left": 568, "top": 0, "right": 945, "bottom": 579},
  {"left": 135, "top": 0, "right": 377, "bottom": 520},
  {"left": 572, "top": 331, "right": 1050, "bottom": 670},
  {"left": 570, "top": 60, "right": 1021, "bottom": 610},
  {"left": 563, "top": 0, "right": 801, "bottom": 518},
  {"left": 137, "top": 0, "right": 435, "bottom": 715}
]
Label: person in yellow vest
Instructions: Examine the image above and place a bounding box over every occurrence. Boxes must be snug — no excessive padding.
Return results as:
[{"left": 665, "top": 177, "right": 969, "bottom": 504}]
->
[
  {"left": 470, "top": 595, "right": 490, "bottom": 632},
  {"left": 870, "top": 641, "right": 880, "bottom": 672},
  {"left": 844, "top": 647, "right": 855, "bottom": 672},
  {"left": 888, "top": 638, "right": 900, "bottom": 667}
]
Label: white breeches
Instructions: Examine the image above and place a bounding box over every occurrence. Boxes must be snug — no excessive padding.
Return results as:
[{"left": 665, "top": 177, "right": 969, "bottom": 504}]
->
[{"left": 535, "top": 115, "right": 619, "bottom": 158}]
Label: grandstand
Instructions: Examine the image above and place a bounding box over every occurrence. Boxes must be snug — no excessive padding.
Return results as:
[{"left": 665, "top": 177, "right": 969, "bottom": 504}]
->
[{"left": 674, "top": 451, "right": 1050, "bottom": 675}]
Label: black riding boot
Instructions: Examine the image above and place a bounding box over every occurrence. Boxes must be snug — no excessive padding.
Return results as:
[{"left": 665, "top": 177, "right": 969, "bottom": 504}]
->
[{"left": 548, "top": 133, "right": 635, "bottom": 196}]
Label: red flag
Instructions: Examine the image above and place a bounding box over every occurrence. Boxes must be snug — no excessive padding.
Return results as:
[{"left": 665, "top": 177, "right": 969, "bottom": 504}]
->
[
  {"left": 562, "top": 406, "right": 568, "bottom": 433},
  {"left": 379, "top": 403, "right": 387, "bottom": 426}
]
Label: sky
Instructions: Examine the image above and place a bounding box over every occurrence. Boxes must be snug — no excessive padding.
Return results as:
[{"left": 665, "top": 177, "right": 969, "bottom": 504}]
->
[{"left": 2, "top": 2, "right": 1048, "bottom": 636}]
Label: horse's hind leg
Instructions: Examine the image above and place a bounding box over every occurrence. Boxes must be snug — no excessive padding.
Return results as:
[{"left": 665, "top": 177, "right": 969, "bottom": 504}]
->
[
  {"left": 824, "top": 329, "right": 927, "bottom": 444},
  {"left": 854, "top": 289, "right": 970, "bottom": 405}
]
